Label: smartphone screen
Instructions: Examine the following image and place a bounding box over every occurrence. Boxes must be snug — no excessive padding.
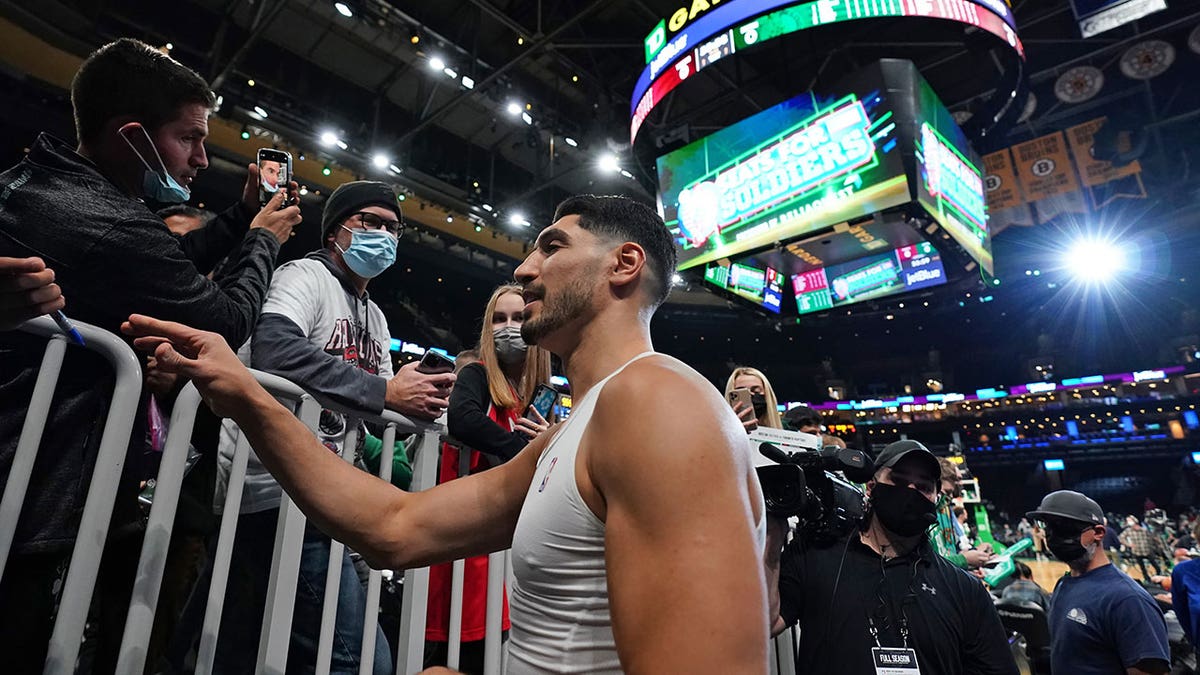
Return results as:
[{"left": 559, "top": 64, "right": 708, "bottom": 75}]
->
[
  {"left": 527, "top": 385, "right": 557, "bottom": 420},
  {"left": 257, "top": 148, "right": 292, "bottom": 206}
]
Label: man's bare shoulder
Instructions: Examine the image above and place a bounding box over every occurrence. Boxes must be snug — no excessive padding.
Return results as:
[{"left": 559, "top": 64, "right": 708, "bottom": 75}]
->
[{"left": 589, "top": 354, "right": 748, "bottom": 462}]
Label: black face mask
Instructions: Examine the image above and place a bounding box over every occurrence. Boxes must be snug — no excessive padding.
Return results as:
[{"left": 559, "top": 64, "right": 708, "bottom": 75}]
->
[
  {"left": 1046, "top": 527, "right": 1097, "bottom": 567},
  {"left": 871, "top": 482, "right": 937, "bottom": 537},
  {"left": 751, "top": 393, "right": 768, "bottom": 418}
]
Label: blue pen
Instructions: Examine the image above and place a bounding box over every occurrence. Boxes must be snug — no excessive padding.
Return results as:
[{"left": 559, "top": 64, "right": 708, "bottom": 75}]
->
[{"left": 51, "top": 310, "right": 86, "bottom": 346}]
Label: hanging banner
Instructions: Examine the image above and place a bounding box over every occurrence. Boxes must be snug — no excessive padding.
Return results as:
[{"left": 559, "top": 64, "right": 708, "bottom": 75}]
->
[
  {"left": 1069, "top": 0, "right": 1167, "bottom": 39},
  {"left": 1014, "top": 132, "right": 1081, "bottom": 202},
  {"left": 1065, "top": 118, "right": 1142, "bottom": 188},
  {"left": 983, "top": 148, "right": 1023, "bottom": 211}
]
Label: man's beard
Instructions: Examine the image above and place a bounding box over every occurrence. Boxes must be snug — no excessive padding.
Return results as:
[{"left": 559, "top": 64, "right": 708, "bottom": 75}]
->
[{"left": 521, "top": 274, "right": 593, "bottom": 346}]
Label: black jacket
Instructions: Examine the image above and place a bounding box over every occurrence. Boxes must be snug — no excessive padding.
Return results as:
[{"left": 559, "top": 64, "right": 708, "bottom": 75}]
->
[
  {"left": 779, "top": 525, "right": 1018, "bottom": 675},
  {"left": 447, "top": 362, "right": 528, "bottom": 462},
  {"left": 0, "top": 133, "right": 280, "bottom": 553}
]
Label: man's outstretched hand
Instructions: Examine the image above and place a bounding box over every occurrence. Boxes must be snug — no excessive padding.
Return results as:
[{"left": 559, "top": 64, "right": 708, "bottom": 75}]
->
[{"left": 121, "top": 314, "right": 261, "bottom": 418}]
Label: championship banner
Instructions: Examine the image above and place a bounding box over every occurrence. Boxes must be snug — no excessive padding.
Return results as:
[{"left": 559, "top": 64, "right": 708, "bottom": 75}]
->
[
  {"left": 982, "top": 148, "right": 1023, "bottom": 212},
  {"left": 1066, "top": 118, "right": 1142, "bottom": 188},
  {"left": 1014, "top": 132, "right": 1081, "bottom": 202}
]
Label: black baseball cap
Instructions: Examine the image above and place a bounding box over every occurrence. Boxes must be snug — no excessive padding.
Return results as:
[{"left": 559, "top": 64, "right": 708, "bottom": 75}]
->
[
  {"left": 872, "top": 440, "right": 940, "bottom": 480},
  {"left": 782, "top": 405, "right": 820, "bottom": 430},
  {"left": 1027, "top": 490, "right": 1104, "bottom": 527}
]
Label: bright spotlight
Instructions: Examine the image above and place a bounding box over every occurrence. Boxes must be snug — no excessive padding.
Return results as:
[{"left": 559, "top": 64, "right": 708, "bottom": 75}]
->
[
  {"left": 252, "top": 105, "right": 268, "bottom": 118},
  {"left": 564, "top": 137, "right": 578, "bottom": 147},
  {"left": 429, "top": 56, "right": 446, "bottom": 72},
  {"left": 509, "top": 212, "right": 530, "bottom": 227},
  {"left": 372, "top": 154, "right": 389, "bottom": 169},
  {"left": 506, "top": 102, "right": 522, "bottom": 116},
  {"left": 598, "top": 153, "right": 620, "bottom": 173},
  {"left": 520, "top": 112, "right": 533, "bottom": 125},
  {"left": 1064, "top": 238, "right": 1127, "bottom": 283},
  {"left": 334, "top": 2, "right": 353, "bottom": 18},
  {"left": 443, "top": 67, "right": 458, "bottom": 79},
  {"left": 320, "top": 131, "right": 339, "bottom": 147}
]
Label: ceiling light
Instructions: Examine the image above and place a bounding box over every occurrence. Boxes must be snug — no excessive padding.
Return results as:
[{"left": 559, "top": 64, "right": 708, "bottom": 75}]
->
[
  {"left": 598, "top": 153, "right": 620, "bottom": 173},
  {"left": 482, "top": 203, "right": 493, "bottom": 212},
  {"left": 239, "top": 125, "right": 250, "bottom": 140},
  {"left": 461, "top": 75, "right": 475, "bottom": 89},
  {"left": 474, "top": 224, "right": 483, "bottom": 232},
  {"left": 443, "top": 67, "right": 458, "bottom": 79},
  {"left": 164, "top": 43, "right": 173, "bottom": 51},
  {"left": 372, "top": 154, "right": 389, "bottom": 169},
  {"left": 252, "top": 105, "right": 268, "bottom": 118},
  {"left": 521, "top": 112, "right": 533, "bottom": 125},
  {"left": 564, "top": 137, "right": 578, "bottom": 147},
  {"left": 429, "top": 56, "right": 446, "bottom": 72},
  {"left": 571, "top": 75, "right": 579, "bottom": 83},
  {"left": 517, "top": 36, "right": 525, "bottom": 45},
  {"left": 322, "top": 165, "right": 332, "bottom": 176},
  {"left": 334, "top": 2, "right": 353, "bottom": 18},
  {"left": 620, "top": 169, "right": 634, "bottom": 179},
  {"left": 1064, "top": 238, "right": 1127, "bottom": 283},
  {"left": 388, "top": 164, "right": 402, "bottom": 174},
  {"left": 509, "top": 212, "right": 530, "bottom": 227},
  {"left": 247, "top": 79, "right": 255, "bottom": 87},
  {"left": 410, "top": 32, "right": 420, "bottom": 44},
  {"left": 320, "top": 131, "right": 339, "bottom": 147},
  {"left": 336, "top": 139, "right": 348, "bottom": 150},
  {"left": 446, "top": 216, "right": 454, "bottom": 223},
  {"left": 506, "top": 102, "right": 522, "bottom": 116}
]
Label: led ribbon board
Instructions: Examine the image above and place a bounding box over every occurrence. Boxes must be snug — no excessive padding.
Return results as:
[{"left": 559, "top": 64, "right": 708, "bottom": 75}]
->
[{"left": 631, "top": 0, "right": 1023, "bottom": 144}]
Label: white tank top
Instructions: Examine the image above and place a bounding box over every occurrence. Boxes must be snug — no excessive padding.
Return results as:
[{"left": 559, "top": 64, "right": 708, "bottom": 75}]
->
[{"left": 506, "top": 352, "right": 655, "bottom": 674}]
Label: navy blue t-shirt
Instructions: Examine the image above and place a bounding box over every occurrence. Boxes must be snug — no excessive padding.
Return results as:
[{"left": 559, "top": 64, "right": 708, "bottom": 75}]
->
[{"left": 1048, "top": 563, "right": 1169, "bottom": 674}]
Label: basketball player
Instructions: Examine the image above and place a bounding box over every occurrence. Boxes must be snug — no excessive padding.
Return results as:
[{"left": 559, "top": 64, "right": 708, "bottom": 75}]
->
[{"left": 122, "top": 194, "right": 768, "bottom": 673}]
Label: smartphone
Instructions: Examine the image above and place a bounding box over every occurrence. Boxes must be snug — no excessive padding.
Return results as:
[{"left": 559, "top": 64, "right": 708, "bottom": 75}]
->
[
  {"left": 526, "top": 384, "right": 558, "bottom": 421},
  {"left": 257, "top": 148, "right": 293, "bottom": 207},
  {"left": 416, "top": 349, "right": 456, "bottom": 375},
  {"left": 728, "top": 387, "right": 753, "bottom": 412}
]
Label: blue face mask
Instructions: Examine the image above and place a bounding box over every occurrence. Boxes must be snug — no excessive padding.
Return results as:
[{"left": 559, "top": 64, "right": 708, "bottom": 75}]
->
[
  {"left": 120, "top": 125, "right": 190, "bottom": 204},
  {"left": 337, "top": 226, "right": 397, "bottom": 278}
]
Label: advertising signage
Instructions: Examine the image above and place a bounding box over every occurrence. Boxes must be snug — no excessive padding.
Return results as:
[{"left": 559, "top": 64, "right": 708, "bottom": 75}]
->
[
  {"left": 704, "top": 261, "right": 785, "bottom": 313},
  {"left": 631, "top": 0, "right": 1023, "bottom": 144},
  {"left": 657, "top": 84, "right": 910, "bottom": 271}
]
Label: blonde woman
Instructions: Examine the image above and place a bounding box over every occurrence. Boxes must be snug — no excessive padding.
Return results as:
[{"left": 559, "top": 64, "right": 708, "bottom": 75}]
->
[
  {"left": 725, "top": 366, "right": 783, "bottom": 431},
  {"left": 426, "top": 284, "right": 554, "bottom": 672}
]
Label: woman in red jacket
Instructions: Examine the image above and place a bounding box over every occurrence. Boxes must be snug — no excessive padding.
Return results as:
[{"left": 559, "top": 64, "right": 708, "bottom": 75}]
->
[{"left": 424, "top": 284, "right": 554, "bottom": 672}]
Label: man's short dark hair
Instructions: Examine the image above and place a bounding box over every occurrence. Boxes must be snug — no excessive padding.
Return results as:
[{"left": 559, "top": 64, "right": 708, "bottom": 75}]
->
[
  {"left": 553, "top": 195, "right": 677, "bottom": 307},
  {"left": 1014, "top": 561, "right": 1033, "bottom": 579},
  {"left": 71, "top": 38, "right": 215, "bottom": 145},
  {"left": 156, "top": 204, "right": 209, "bottom": 221}
]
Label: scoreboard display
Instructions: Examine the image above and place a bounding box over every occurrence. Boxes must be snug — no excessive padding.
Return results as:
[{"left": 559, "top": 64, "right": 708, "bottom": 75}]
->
[{"left": 792, "top": 241, "right": 948, "bottom": 315}]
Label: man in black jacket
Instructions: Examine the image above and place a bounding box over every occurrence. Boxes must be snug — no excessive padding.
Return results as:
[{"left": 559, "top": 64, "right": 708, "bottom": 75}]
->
[
  {"left": 775, "top": 441, "right": 1017, "bottom": 675},
  {"left": 0, "top": 38, "right": 299, "bottom": 669}
]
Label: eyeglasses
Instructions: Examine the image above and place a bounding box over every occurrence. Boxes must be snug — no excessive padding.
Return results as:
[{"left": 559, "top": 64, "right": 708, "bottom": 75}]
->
[{"left": 349, "top": 211, "right": 404, "bottom": 238}]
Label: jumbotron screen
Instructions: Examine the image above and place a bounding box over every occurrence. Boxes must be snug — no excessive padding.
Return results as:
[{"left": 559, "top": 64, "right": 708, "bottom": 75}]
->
[
  {"left": 703, "top": 261, "right": 784, "bottom": 314},
  {"left": 913, "top": 77, "right": 992, "bottom": 275},
  {"left": 792, "top": 241, "right": 947, "bottom": 315},
  {"left": 657, "top": 74, "right": 911, "bottom": 271}
]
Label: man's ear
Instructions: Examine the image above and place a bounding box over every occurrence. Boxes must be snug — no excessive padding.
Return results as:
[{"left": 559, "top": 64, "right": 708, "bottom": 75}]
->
[
  {"left": 610, "top": 241, "right": 648, "bottom": 292},
  {"left": 864, "top": 479, "right": 875, "bottom": 498}
]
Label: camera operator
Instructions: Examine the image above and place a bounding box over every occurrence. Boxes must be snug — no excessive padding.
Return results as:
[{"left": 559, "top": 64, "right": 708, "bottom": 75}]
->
[{"left": 776, "top": 440, "right": 1016, "bottom": 674}]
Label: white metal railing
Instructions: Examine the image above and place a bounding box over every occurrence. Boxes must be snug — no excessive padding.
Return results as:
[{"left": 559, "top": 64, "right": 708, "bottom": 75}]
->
[{"left": 3, "top": 316, "right": 143, "bottom": 674}]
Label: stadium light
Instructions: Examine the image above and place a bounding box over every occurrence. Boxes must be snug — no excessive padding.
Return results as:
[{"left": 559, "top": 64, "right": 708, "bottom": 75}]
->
[
  {"left": 598, "top": 153, "right": 620, "bottom": 174},
  {"left": 372, "top": 154, "right": 389, "bottom": 169},
  {"left": 1064, "top": 238, "right": 1126, "bottom": 283},
  {"left": 320, "top": 131, "right": 339, "bottom": 147},
  {"left": 506, "top": 102, "right": 523, "bottom": 116},
  {"left": 429, "top": 56, "right": 446, "bottom": 72},
  {"left": 334, "top": 2, "right": 353, "bottom": 18},
  {"left": 509, "top": 212, "right": 530, "bottom": 227}
]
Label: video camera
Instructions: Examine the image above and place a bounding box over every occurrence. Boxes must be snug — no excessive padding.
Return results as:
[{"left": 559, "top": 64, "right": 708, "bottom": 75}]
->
[{"left": 756, "top": 441, "right": 872, "bottom": 542}]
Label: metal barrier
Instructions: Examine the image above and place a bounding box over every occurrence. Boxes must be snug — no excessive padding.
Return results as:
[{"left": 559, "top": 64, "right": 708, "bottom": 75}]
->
[
  {"left": 1, "top": 316, "right": 143, "bottom": 674},
  {"left": 116, "top": 370, "right": 444, "bottom": 675}
]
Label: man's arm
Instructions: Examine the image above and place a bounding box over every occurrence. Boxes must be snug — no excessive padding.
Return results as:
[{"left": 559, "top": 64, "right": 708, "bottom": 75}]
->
[
  {"left": 1171, "top": 563, "right": 1194, "bottom": 646},
  {"left": 121, "top": 314, "right": 541, "bottom": 569},
  {"left": 1112, "top": 594, "right": 1171, "bottom": 675},
  {"left": 588, "top": 359, "right": 767, "bottom": 674},
  {"left": 178, "top": 202, "right": 252, "bottom": 275}
]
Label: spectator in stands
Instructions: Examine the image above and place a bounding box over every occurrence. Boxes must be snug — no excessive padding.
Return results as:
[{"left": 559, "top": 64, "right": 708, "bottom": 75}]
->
[
  {"left": 0, "top": 256, "right": 65, "bottom": 330},
  {"left": 425, "top": 284, "right": 554, "bottom": 672},
  {"left": 1171, "top": 545, "right": 1200, "bottom": 664},
  {"left": 1122, "top": 515, "right": 1170, "bottom": 580},
  {"left": 158, "top": 204, "right": 213, "bottom": 236},
  {"left": 124, "top": 193, "right": 770, "bottom": 673},
  {"left": 725, "top": 366, "right": 783, "bottom": 431},
  {"left": 781, "top": 404, "right": 820, "bottom": 434},
  {"left": 775, "top": 440, "right": 1017, "bottom": 674},
  {"left": 181, "top": 180, "right": 448, "bottom": 674},
  {"left": 1029, "top": 490, "right": 1170, "bottom": 675},
  {"left": 0, "top": 37, "right": 299, "bottom": 670},
  {"left": 454, "top": 348, "right": 480, "bottom": 372},
  {"left": 932, "top": 456, "right": 994, "bottom": 569},
  {"left": 1001, "top": 561, "right": 1051, "bottom": 612}
]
